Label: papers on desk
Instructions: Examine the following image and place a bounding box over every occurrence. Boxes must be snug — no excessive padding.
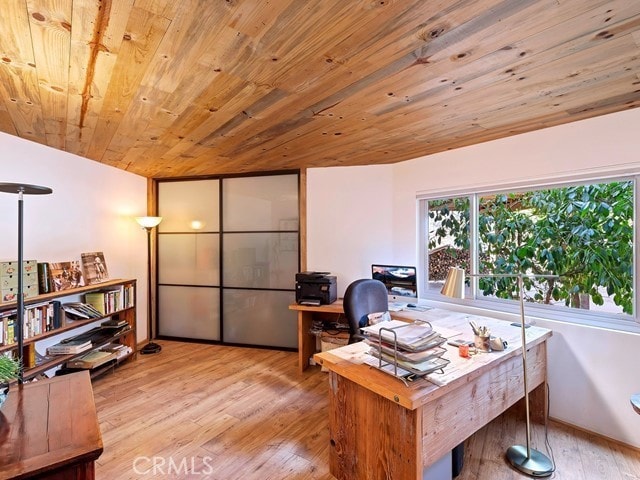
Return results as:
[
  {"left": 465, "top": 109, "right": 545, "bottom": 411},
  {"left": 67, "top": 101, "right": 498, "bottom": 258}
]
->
[
  {"left": 361, "top": 320, "right": 446, "bottom": 352},
  {"left": 365, "top": 340, "right": 446, "bottom": 363},
  {"left": 387, "top": 303, "right": 432, "bottom": 312},
  {"left": 362, "top": 319, "right": 451, "bottom": 380},
  {"left": 363, "top": 355, "right": 413, "bottom": 377},
  {"left": 368, "top": 350, "right": 449, "bottom": 375},
  {"left": 388, "top": 302, "right": 405, "bottom": 312}
]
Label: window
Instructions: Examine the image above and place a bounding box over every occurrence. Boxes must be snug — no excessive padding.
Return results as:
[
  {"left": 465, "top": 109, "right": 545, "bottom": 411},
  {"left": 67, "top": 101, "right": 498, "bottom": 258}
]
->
[{"left": 421, "top": 179, "right": 636, "bottom": 330}]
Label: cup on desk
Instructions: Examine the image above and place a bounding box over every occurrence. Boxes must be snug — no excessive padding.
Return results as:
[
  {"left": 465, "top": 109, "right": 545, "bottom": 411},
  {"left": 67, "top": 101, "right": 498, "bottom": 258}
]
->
[{"left": 474, "top": 335, "right": 491, "bottom": 352}]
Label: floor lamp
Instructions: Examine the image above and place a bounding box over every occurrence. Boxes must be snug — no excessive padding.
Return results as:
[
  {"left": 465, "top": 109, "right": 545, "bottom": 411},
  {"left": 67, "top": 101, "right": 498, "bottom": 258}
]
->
[
  {"left": 441, "top": 267, "right": 555, "bottom": 477},
  {"left": 0, "top": 183, "right": 53, "bottom": 383},
  {"left": 136, "top": 216, "right": 162, "bottom": 355}
]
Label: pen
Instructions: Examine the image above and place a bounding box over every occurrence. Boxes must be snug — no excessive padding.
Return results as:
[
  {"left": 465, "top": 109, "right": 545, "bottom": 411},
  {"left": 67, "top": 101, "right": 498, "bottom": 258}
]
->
[{"left": 469, "top": 321, "right": 479, "bottom": 335}]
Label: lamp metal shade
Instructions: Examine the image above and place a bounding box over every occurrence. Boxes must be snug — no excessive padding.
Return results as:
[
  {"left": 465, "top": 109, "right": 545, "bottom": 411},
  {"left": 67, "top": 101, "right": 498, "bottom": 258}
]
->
[
  {"left": 441, "top": 267, "right": 466, "bottom": 299},
  {"left": 136, "top": 216, "right": 162, "bottom": 228},
  {"left": 0, "top": 183, "right": 53, "bottom": 195}
]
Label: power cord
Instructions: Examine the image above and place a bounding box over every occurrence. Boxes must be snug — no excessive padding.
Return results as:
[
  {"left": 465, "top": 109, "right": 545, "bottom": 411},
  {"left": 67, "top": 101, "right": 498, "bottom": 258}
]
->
[{"left": 543, "top": 381, "right": 557, "bottom": 474}]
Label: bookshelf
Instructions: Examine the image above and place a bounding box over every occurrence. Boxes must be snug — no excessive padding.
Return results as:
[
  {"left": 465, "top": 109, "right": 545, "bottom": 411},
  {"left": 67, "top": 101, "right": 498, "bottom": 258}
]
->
[{"left": 0, "top": 278, "right": 137, "bottom": 381}]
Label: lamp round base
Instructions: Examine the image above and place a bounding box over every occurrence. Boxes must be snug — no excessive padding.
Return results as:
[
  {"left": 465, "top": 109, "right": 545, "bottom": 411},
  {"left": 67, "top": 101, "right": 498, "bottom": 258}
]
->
[
  {"left": 140, "top": 342, "right": 162, "bottom": 355},
  {"left": 506, "top": 445, "right": 553, "bottom": 477}
]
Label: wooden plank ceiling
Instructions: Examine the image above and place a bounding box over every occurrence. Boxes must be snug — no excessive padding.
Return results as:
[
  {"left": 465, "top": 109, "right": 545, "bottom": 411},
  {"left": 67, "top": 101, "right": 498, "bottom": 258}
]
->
[{"left": 0, "top": 0, "right": 639, "bottom": 179}]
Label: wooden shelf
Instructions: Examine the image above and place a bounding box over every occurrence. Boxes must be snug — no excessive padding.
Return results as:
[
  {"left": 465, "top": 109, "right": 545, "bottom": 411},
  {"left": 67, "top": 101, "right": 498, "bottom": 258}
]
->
[
  {"left": 23, "top": 327, "right": 133, "bottom": 380},
  {"left": 0, "top": 278, "right": 132, "bottom": 309},
  {"left": 0, "top": 306, "right": 134, "bottom": 355},
  {"left": 58, "top": 351, "right": 135, "bottom": 380},
  {"left": 0, "top": 278, "right": 137, "bottom": 381}
]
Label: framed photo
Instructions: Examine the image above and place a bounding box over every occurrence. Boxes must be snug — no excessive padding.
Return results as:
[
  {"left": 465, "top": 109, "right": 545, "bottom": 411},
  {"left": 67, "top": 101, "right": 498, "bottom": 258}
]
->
[
  {"left": 81, "top": 252, "right": 109, "bottom": 285},
  {"left": 49, "top": 261, "right": 84, "bottom": 291}
]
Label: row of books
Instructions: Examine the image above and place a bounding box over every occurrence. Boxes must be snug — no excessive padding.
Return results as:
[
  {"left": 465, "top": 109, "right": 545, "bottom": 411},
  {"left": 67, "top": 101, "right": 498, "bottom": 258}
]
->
[
  {"left": 84, "top": 284, "right": 134, "bottom": 315},
  {"left": 0, "top": 283, "right": 135, "bottom": 347},
  {"left": 0, "top": 301, "right": 63, "bottom": 346}
]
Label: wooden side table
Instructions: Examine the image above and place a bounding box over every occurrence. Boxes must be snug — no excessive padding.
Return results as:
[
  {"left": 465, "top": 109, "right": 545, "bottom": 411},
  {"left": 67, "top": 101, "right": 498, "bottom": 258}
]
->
[{"left": 0, "top": 371, "right": 103, "bottom": 479}]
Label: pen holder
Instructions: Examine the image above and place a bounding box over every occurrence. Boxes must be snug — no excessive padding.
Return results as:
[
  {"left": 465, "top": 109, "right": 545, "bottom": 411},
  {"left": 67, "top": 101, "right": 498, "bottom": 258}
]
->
[{"left": 474, "top": 334, "right": 491, "bottom": 352}]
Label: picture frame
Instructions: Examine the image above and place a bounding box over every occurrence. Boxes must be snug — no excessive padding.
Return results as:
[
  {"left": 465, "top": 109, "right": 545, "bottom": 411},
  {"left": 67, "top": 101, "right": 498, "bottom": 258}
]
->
[
  {"left": 81, "top": 252, "right": 109, "bottom": 285},
  {"left": 49, "top": 261, "right": 84, "bottom": 291}
]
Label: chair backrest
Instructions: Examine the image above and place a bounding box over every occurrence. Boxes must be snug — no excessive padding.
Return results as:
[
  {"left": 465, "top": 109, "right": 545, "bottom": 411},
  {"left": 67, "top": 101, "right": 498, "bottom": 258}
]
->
[{"left": 343, "top": 279, "right": 389, "bottom": 343}]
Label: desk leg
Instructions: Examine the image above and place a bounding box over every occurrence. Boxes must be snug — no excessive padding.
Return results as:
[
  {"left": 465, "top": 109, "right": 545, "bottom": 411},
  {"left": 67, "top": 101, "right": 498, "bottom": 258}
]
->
[
  {"left": 327, "top": 372, "right": 422, "bottom": 480},
  {"left": 527, "top": 341, "right": 548, "bottom": 424},
  {"left": 298, "top": 311, "right": 315, "bottom": 373}
]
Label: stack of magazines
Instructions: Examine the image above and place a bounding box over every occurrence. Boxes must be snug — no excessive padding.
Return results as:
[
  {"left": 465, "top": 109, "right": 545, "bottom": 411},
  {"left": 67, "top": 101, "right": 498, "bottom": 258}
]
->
[
  {"left": 62, "top": 302, "right": 103, "bottom": 320},
  {"left": 361, "top": 320, "right": 449, "bottom": 377}
]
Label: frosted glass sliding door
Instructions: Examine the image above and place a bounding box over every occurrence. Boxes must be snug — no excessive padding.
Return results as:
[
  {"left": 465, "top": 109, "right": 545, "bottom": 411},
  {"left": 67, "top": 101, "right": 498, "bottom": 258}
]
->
[
  {"left": 157, "top": 179, "right": 220, "bottom": 341},
  {"left": 159, "top": 285, "right": 220, "bottom": 340},
  {"left": 221, "top": 175, "right": 299, "bottom": 348},
  {"left": 156, "top": 173, "right": 299, "bottom": 349},
  {"left": 222, "top": 290, "right": 297, "bottom": 348},
  {"left": 222, "top": 233, "right": 298, "bottom": 289}
]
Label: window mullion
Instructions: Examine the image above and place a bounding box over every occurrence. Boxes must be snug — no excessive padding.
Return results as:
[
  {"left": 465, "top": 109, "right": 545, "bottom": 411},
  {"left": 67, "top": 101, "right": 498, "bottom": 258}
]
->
[
  {"left": 634, "top": 176, "right": 639, "bottom": 323},
  {"left": 470, "top": 194, "right": 479, "bottom": 300}
]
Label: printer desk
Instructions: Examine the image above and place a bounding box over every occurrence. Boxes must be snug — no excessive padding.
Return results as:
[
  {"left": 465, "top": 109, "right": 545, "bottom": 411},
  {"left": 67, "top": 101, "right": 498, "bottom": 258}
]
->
[{"left": 289, "top": 300, "right": 345, "bottom": 373}]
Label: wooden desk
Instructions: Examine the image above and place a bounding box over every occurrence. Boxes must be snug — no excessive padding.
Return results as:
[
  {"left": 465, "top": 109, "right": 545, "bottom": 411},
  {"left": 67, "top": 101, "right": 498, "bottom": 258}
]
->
[
  {"left": 0, "top": 371, "right": 103, "bottom": 479},
  {"left": 289, "top": 300, "right": 345, "bottom": 373},
  {"left": 314, "top": 308, "right": 552, "bottom": 480}
]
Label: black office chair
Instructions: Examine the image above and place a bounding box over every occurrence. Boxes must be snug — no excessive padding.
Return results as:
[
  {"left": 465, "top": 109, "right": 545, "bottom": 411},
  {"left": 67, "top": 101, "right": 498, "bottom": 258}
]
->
[{"left": 343, "top": 279, "right": 388, "bottom": 344}]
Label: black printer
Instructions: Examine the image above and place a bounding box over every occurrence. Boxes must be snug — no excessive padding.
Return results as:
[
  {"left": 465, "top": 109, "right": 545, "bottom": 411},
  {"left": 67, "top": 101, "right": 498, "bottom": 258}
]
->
[{"left": 295, "top": 271, "right": 337, "bottom": 305}]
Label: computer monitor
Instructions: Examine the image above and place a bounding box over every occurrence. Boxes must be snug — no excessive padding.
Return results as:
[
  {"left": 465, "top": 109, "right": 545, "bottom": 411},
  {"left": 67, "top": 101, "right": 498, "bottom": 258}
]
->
[{"left": 371, "top": 264, "right": 418, "bottom": 303}]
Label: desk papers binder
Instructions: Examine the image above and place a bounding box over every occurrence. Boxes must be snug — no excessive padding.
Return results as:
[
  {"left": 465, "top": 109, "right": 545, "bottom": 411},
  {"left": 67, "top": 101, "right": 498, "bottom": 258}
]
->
[
  {"left": 361, "top": 319, "right": 450, "bottom": 382},
  {"left": 361, "top": 320, "right": 446, "bottom": 352},
  {"left": 368, "top": 350, "right": 450, "bottom": 375}
]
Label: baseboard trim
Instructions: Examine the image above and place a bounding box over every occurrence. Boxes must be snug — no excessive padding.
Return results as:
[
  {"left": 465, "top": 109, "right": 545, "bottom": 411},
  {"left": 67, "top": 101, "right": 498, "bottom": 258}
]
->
[{"left": 549, "top": 416, "right": 640, "bottom": 453}]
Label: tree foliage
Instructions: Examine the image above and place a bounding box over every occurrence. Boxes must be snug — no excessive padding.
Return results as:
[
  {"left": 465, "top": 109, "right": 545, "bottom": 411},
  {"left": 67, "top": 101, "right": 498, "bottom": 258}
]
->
[{"left": 428, "top": 181, "right": 634, "bottom": 314}]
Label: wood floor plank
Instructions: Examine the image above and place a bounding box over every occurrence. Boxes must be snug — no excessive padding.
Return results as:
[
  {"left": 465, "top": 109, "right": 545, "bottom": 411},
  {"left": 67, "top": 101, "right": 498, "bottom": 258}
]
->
[{"left": 92, "top": 340, "right": 640, "bottom": 480}]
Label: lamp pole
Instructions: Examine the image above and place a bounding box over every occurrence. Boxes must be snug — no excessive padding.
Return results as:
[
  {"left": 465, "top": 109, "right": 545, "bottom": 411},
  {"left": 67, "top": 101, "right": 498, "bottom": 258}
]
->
[
  {"left": 505, "top": 273, "right": 554, "bottom": 477},
  {"left": 441, "top": 267, "right": 555, "bottom": 477},
  {"left": 136, "top": 216, "right": 162, "bottom": 355},
  {"left": 0, "top": 183, "right": 53, "bottom": 383}
]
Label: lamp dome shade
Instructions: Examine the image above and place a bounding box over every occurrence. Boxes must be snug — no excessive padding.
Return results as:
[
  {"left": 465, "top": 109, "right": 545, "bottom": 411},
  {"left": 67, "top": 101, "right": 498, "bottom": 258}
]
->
[{"left": 136, "top": 216, "right": 163, "bottom": 228}]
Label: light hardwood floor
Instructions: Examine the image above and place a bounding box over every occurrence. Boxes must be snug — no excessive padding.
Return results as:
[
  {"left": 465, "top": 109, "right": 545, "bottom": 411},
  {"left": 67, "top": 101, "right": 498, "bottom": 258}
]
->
[{"left": 93, "top": 340, "right": 640, "bottom": 480}]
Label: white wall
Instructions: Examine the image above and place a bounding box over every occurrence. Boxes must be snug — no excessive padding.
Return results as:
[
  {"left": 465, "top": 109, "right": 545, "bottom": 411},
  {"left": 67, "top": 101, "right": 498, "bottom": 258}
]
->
[
  {"left": 0, "top": 133, "right": 149, "bottom": 344},
  {"left": 307, "top": 108, "right": 640, "bottom": 447},
  {"left": 306, "top": 165, "right": 394, "bottom": 296}
]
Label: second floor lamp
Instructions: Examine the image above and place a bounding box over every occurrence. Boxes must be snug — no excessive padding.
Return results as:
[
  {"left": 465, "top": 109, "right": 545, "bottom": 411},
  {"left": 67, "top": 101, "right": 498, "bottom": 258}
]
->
[
  {"left": 0, "top": 183, "right": 53, "bottom": 382},
  {"left": 136, "top": 216, "right": 162, "bottom": 355},
  {"left": 441, "top": 267, "right": 555, "bottom": 477}
]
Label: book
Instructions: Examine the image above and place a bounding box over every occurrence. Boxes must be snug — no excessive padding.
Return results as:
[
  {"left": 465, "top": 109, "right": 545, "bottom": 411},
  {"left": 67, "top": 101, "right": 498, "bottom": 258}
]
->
[
  {"left": 47, "top": 340, "right": 92, "bottom": 355},
  {"left": 66, "top": 349, "right": 116, "bottom": 369},
  {"left": 100, "top": 342, "right": 126, "bottom": 353},
  {"left": 50, "top": 301, "right": 62, "bottom": 329},
  {"left": 84, "top": 292, "right": 106, "bottom": 315},
  {"left": 81, "top": 252, "right": 109, "bottom": 285},
  {"left": 101, "top": 318, "right": 128, "bottom": 328},
  {"left": 84, "top": 286, "right": 127, "bottom": 315},
  {"left": 37, "top": 262, "right": 51, "bottom": 294}
]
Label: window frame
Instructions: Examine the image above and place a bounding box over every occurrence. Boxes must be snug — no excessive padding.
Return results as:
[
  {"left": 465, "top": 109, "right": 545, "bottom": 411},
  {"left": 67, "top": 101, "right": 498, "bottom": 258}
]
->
[{"left": 418, "top": 175, "right": 640, "bottom": 334}]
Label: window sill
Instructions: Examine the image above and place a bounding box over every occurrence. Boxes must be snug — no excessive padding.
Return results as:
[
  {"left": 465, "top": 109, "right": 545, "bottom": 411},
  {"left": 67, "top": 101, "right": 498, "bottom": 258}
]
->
[{"left": 421, "top": 296, "right": 640, "bottom": 335}]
